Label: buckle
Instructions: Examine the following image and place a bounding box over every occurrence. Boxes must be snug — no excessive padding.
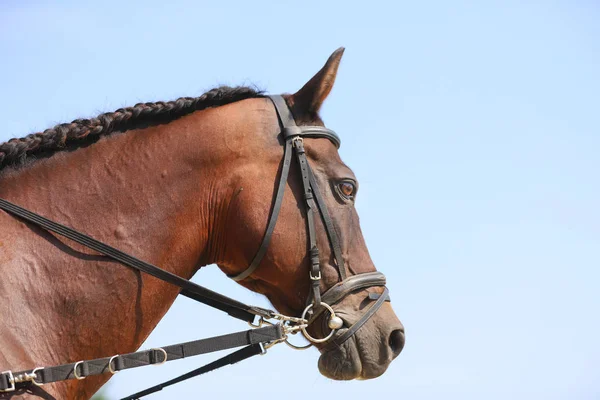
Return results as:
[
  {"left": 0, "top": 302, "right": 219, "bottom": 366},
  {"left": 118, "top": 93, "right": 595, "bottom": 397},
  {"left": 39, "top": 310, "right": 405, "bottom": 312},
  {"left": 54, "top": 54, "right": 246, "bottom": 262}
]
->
[
  {"left": 31, "top": 368, "right": 44, "bottom": 386},
  {"left": 0, "top": 370, "right": 15, "bottom": 392},
  {"left": 108, "top": 355, "right": 120, "bottom": 374},
  {"left": 292, "top": 136, "right": 304, "bottom": 148},
  {"left": 73, "top": 361, "right": 86, "bottom": 380},
  {"left": 150, "top": 348, "right": 167, "bottom": 366},
  {"left": 310, "top": 270, "right": 321, "bottom": 280}
]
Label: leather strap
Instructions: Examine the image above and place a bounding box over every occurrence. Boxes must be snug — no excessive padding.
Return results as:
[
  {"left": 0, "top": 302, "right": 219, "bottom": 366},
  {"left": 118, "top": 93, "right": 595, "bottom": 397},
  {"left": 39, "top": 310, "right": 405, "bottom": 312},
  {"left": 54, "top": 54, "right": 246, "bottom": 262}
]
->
[
  {"left": 308, "top": 167, "right": 348, "bottom": 281},
  {"left": 293, "top": 137, "right": 322, "bottom": 308},
  {"left": 326, "top": 287, "right": 390, "bottom": 349},
  {"left": 231, "top": 95, "right": 341, "bottom": 287},
  {"left": 321, "top": 272, "right": 387, "bottom": 306},
  {"left": 121, "top": 344, "right": 264, "bottom": 400},
  {"left": 233, "top": 95, "right": 389, "bottom": 344},
  {"left": 0, "top": 325, "right": 282, "bottom": 392},
  {"left": 0, "top": 198, "right": 266, "bottom": 323},
  {"left": 228, "top": 139, "right": 293, "bottom": 282},
  {"left": 281, "top": 126, "right": 340, "bottom": 148}
]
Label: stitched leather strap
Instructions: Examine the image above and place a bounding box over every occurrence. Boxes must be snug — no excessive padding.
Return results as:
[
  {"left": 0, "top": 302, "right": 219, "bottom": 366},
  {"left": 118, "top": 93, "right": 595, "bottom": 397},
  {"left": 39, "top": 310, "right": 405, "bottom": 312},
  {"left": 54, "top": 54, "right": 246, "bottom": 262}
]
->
[
  {"left": 0, "top": 325, "right": 282, "bottom": 392},
  {"left": 321, "top": 272, "right": 387, "bottom": 306}
]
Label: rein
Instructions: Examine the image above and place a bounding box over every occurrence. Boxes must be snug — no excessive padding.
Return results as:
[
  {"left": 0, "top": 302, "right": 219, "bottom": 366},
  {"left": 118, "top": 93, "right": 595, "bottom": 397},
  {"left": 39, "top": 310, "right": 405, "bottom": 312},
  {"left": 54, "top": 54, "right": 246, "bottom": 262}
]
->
[{"left": 0, "top": 95, "right": 390, "bottom": 399}]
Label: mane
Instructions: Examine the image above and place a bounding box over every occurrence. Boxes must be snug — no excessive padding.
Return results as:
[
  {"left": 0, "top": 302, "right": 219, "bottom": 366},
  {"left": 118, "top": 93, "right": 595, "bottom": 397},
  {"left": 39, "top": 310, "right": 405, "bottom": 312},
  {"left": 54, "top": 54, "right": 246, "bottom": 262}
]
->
[{"left": 0, "top": 86, "right": 263, "bottom": 171}]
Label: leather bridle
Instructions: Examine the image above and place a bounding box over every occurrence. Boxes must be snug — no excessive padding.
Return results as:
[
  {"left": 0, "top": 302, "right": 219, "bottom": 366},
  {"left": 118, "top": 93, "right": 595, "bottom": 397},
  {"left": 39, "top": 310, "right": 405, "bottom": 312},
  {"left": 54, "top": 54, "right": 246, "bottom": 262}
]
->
[
  {"left": 0, "top": 95, "right": 391, "bottom": 398},
  {"left": 232, "top": 95, "right": 390, "bottom": 346}
]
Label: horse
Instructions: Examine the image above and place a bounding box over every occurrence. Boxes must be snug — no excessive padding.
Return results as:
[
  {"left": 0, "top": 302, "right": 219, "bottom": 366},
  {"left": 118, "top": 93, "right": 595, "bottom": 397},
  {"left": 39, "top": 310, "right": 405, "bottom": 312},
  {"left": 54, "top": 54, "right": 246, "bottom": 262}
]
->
[{"left": 0, "top": 48, "right": 404, "bottom": 399}]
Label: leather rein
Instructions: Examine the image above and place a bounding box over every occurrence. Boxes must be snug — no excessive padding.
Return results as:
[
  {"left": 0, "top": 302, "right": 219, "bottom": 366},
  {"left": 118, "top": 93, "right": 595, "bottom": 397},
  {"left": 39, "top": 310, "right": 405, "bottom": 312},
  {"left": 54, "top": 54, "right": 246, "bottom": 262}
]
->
[{"left": 0, "top": 95, "right": 390, "bottom": 399}]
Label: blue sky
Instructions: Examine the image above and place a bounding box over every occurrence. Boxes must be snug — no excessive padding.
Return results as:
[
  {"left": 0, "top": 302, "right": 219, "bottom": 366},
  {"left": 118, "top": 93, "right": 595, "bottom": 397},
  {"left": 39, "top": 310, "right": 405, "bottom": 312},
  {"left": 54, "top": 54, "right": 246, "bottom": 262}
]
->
[{"left": 1, "top": 1, "right": 599, "bottom": 399}]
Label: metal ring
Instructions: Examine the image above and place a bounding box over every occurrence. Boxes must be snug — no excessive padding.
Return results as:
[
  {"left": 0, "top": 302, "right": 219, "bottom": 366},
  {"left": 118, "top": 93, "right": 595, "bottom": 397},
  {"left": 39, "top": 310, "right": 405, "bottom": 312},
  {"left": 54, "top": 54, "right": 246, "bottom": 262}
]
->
[
  {"left": 31, "top": 368, "right": 44, "bottom": 387},
  {"left": 300, "top": 302, "right": 338, "bottom": 343},
  {"left": 150, "top": 348, "right": 167, "bottom": 366},
  {"left": 284, "top": 338, "right": 313, "bottom": 350},
  {"left": 108, "top": 355, "right": 120, "bottom": 374},
  {"left": 73, "top": 361, "right": 86, "bottom": 380}
]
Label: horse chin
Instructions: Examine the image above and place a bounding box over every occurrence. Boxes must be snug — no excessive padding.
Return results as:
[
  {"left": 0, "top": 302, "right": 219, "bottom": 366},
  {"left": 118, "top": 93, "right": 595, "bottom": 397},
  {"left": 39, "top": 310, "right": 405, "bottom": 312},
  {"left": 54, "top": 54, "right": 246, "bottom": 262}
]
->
[{"left": 317, "top": 335, "right": 388, "bottom": 381}]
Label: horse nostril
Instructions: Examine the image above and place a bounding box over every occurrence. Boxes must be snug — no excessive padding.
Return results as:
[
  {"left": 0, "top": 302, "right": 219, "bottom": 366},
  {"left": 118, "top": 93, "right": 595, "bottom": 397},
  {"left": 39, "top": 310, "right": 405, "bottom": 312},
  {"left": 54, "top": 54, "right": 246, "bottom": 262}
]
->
[{"left": 389, "top": 329, "right": 405, "bottom": 357}]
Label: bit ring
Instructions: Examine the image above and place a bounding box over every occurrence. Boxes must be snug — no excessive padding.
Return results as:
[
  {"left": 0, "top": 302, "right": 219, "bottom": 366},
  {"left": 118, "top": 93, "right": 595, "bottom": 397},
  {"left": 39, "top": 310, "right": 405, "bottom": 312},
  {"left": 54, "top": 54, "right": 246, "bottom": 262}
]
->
[{"left": 300, "top": 302, "right": 338, "bottom": 343}]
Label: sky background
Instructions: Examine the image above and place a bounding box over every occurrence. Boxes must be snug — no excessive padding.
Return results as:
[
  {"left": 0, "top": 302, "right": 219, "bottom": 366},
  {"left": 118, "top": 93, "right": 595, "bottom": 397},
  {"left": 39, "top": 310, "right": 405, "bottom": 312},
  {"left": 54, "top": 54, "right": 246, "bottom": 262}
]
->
[{"left": 1, "top": 1, "right": 599, "bottom": 399}]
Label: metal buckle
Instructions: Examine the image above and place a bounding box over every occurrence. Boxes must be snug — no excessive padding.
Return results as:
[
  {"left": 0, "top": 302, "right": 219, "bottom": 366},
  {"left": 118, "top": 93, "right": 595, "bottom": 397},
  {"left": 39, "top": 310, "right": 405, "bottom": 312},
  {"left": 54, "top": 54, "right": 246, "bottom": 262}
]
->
[
  {"left": 150, "top": 348, "right": 167, "bottom": 366},
  {"left": 31, "top": 368, "right": 44, "bottom": 387},
  {"left": 108, "top": 355, "right": 120, "bottom": 374},
  {"left": 73, "top": 361, "right": 86, "bottom": 380},
  {"left": 0, "top": 370, "right": 15, "bottom": 392},
  {"left": 310, "top": 270, "right": 321, "bottom": 280},
  {"left": 258, "top": 342, "right": 268, "bottom": 355},
  {"left": 292, "top": 136, "right": 304, "bottom": 148}
]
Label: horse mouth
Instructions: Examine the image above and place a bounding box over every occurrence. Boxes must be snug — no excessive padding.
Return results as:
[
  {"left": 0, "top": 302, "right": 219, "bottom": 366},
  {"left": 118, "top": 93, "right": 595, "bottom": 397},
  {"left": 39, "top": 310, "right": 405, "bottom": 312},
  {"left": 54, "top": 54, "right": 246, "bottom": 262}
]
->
[{"left": 317, "top": 328, "right": 403, "bottom": 380}]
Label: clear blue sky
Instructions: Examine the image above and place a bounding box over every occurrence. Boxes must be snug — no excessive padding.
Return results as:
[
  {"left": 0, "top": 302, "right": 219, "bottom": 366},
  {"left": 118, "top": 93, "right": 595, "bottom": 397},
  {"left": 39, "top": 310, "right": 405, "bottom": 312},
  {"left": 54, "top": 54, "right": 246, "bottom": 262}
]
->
[{"left": 1, "top": 1, "right": 599, "bottom": 399}]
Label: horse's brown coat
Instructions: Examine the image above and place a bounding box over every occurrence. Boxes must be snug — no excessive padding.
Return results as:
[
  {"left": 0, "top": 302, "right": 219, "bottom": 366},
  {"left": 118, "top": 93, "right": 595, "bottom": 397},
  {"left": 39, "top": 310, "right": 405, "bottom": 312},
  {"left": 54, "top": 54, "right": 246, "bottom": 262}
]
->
[{"left": 0, "top": 49, "right": 403, "bottom": 399}]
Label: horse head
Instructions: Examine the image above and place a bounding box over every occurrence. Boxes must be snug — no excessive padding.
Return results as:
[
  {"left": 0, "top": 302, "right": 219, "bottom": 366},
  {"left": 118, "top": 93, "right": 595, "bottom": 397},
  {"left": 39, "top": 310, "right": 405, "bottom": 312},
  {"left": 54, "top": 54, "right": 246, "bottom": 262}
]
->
[{"left": 216, "top": 48, "right": 404, "bottom": 380}]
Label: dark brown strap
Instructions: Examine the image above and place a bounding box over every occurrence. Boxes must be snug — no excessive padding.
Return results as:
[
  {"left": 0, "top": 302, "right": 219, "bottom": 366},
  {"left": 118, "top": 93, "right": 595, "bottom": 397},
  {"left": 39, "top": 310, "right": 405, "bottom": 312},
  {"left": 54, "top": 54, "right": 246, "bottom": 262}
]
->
[
  {"left": 321, "top": 272, "right": 387, "bottom": 306},
  {"left": 0, "top": 198, "right": 269, "bottom": 323},
  {"left": 230, "top": 95, "right": 341, "bottom": 285},
  {"left": 121, "top": 344, "right": 264, "bottom": 400},
  {"left": 228, "top": 138, "right": 293, "bottom": 281},
  {"left": 307, "top": 167, "right": 348, "bottom": 281},
  {"left": 293, "top": 137, "right": 322, "bottom": 308},
  {"left": 326, "top": 287, "right": 390, "bottom": 349},
  {"left": 0, "top": 325, "right": 282, "bottom": 392}
]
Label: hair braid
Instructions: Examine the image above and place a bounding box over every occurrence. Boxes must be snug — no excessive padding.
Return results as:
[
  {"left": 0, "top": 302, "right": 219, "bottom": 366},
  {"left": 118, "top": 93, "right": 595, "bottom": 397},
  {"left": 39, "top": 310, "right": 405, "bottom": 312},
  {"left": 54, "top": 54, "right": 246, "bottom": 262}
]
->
[{"left": 0, "top": 86, "right": 262, "bottom": 170}]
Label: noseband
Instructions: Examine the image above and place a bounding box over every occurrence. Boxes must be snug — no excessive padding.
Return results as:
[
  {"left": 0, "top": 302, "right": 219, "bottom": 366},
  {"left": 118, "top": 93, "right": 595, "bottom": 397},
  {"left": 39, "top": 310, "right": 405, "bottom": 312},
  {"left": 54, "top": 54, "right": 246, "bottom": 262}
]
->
[
  {"left": 231, "top": 95, "right": 390, "bottom": 347},
  {"left": 0, "top": 95, "right": 392, "bottom": 397}
]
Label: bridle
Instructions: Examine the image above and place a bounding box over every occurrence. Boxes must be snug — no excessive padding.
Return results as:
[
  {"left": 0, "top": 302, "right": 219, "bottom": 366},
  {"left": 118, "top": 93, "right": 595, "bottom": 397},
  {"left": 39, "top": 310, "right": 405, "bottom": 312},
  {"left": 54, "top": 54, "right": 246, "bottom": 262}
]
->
[
  {"left": 233, "top": 95, "right": 391, "bottom": 346},
  {"left": 0, "top": 95, "right": 390, "bottom": 398}
]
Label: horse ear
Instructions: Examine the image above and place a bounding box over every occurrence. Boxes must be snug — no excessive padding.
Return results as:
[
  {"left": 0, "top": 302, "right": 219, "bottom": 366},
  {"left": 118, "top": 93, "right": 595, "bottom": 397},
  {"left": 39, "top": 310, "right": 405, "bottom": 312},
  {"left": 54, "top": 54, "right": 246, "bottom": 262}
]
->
[{"left": 289, "top": 47, "right": 345, "bottom": 118}]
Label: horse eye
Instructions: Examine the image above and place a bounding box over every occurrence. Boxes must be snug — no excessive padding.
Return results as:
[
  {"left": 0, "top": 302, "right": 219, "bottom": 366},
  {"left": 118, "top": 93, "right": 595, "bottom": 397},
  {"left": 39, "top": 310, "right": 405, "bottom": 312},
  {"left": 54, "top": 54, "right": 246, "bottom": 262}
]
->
[{"left": 338, "top": 181, "right": 356, "bottom": 198}]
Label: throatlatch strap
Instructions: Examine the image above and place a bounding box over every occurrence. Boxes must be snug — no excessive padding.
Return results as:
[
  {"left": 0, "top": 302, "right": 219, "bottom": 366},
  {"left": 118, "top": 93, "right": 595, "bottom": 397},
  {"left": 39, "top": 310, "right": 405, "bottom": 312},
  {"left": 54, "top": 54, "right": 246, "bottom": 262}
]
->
[
  {"left": 229, "top": 138, "right": 294, "bottom": 282},
  {"left": 0, "top": 198, "right": 262, "bottom": 323}
]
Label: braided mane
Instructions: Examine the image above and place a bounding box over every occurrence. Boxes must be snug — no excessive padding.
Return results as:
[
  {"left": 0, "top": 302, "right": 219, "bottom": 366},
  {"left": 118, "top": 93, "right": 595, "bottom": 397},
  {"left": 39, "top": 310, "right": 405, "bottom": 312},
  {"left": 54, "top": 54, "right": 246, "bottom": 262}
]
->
[{"left": 0, "top": 86, "right": 262, "bottom": 171}]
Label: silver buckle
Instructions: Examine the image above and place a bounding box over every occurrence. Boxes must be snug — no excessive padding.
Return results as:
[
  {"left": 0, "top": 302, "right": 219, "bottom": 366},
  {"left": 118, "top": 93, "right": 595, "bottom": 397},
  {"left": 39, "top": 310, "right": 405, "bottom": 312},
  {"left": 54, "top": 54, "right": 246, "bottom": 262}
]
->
[
  {"left": 31, "top": 368, "right": 45, "bottom": 386},
  {"left": 108, "top": 355, "right": 120, "bottom": 374},
  {"left": 73, "top": 361, "right": 86, "bottom": 380},
  {"left": 150, "top": 348, "right": 168, "bottom": 366},
  {"left": 0, "top": 370, "right": 15, "bottom": 392},
  {"left": 310, "top": 270, "right": 321, "bottom": 280}
]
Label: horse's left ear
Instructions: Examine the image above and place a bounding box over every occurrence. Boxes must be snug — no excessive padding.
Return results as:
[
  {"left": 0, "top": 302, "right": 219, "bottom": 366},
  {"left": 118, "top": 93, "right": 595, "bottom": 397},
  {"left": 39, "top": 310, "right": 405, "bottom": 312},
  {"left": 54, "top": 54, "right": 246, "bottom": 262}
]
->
[{"left": 289, "top": 47, "right": 345, "bottom": 119}]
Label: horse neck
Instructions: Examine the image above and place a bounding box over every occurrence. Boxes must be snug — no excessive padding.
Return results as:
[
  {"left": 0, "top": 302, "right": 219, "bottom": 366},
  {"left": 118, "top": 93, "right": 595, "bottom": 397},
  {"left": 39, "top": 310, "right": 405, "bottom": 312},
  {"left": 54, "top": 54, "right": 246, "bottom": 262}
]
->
[{"left": 0, "top": 100, "right": 264, "bottom": 398}]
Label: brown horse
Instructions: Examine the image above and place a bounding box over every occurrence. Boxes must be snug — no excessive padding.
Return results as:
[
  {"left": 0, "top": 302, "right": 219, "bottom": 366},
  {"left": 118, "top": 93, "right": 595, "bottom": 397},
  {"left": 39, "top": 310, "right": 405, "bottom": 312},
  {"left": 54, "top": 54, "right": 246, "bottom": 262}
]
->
[{"left": 0, "top": 48, "right": 404, "bottom": 399}]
